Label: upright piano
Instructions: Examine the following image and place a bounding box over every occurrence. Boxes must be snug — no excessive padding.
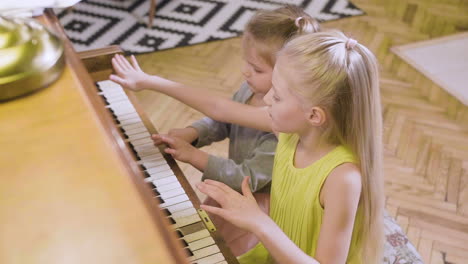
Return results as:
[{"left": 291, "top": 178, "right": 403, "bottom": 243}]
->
[{"left": 0, "top": 9, "right": 238, "bottom": 264}]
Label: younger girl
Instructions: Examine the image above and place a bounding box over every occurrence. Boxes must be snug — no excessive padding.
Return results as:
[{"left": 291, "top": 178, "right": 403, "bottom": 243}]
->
[{"left": 110, "top": 30, "right": 384, "bottom": 263}]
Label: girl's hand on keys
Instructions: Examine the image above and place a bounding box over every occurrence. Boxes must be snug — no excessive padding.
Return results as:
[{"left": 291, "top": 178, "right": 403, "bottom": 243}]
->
[
  {"left": 197, "top": 176, "right": 270, "bottom": 232},
  {"left": 152, "top": 127, "right": 199, "bottom": 145},
  {"left": 110, "top": 54, "right": 149, "bottom": 91},
  {"left": 152, "top": 134, "right": 197, "bottom": 164}
]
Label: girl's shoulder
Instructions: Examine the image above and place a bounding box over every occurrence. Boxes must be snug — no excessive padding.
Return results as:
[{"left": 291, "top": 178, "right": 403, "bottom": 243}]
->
[{"left": 323, "top": 161, "right": 362, "bottom": 200}]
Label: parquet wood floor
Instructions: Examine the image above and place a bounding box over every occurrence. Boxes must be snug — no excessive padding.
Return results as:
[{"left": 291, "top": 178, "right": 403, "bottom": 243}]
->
[{"left": 134, "top": 0, "right": 468, "bottom": 263}]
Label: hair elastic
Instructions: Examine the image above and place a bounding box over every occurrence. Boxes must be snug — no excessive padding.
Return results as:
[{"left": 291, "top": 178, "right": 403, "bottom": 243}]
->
[
  {"left": 295, "top": 17, "right": 303, "bottom": 28},
  {"left": 346, "top": 38, "right": 358, "bottom": 50}
]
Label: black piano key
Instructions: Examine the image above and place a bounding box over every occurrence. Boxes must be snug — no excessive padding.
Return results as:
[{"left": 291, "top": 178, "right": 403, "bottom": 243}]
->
[
  {"left": 180, "top": 239, "right": 188, "bottom": 247},
  {"left": 140, "top": 164, "right": 147, "bottom": 171},
  {"left": 156, "top": 196, "right": 164, "bottom": 204},
  {"left": 184, "top": 248, "right": 194, "bottom": 257},
  {"left": 96, "top": 83, "right": 102, "bottom": 92},
  {"left": 143, "top": 171, "right": 151, "bottom": 178},
  {"left": 168, "top": 217, "right": 176, "bottom": 224},
  {"left": 175, "top": 230, "right": 183, "bottom": 238},
  {"left": 146, "top": 183, "right": 159, "bottom": 195},
  {"left": 162, "top": 208, "right": 170, "bottom": 216}
]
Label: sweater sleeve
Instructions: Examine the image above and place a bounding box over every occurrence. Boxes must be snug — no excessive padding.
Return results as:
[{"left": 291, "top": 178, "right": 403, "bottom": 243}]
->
[
  {"left": 189, "top": 84, "right": 249, "bottom": 148},
  {"left": 201, "top": 133, "right": 277, "bottom": 193},
  {"left": 190, "top": 117, "right": 230, "bottom": 148}
]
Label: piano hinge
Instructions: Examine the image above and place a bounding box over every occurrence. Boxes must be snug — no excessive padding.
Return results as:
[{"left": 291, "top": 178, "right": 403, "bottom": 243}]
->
[{"left": 197, "top": 209, "right": 217, "bottom": 233}]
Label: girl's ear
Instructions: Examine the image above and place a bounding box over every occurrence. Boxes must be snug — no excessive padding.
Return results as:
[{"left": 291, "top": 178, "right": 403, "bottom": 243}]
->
[{"left": 305, "top": 106, "right": 327, "bottom": 126}]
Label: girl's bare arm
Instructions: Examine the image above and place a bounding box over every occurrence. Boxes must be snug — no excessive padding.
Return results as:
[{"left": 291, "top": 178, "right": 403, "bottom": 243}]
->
[{"left": 110, "top": 54, "right": 272, "bottom": 132}]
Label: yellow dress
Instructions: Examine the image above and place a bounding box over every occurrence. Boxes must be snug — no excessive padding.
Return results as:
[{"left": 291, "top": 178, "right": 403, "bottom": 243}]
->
[{"left": 239, "top": 133, "right": 363, "bottom": 264}]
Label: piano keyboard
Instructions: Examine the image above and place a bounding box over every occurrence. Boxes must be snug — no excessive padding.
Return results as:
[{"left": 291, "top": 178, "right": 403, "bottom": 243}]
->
[{"left": 96, "top": 80, "right": 228, "bottom": 264}]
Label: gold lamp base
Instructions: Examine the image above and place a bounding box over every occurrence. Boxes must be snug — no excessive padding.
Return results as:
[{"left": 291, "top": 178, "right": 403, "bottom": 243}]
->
[{"left": 0, "top": 16, "right": 65, "bottom": 101}]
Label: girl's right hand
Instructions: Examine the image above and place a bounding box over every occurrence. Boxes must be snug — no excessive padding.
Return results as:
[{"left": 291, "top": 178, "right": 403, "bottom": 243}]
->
[
  {"left": 110, "top": 54, "right": 149, "bottom": 91},
  {"left": 152, "top": 127, "right": 199, "bottom": 145},
  {"left": 197, "top": 176, "right": 270, "bottom": 232}
]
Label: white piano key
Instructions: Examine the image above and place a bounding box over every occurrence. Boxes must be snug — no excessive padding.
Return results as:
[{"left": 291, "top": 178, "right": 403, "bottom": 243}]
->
[
  {"left": 102, "top": 95, "right": 128, "bottom": 105},
  {"left": 98, "top": 80, "right": 123, "bottom": 90},
  {"left": 138, "top": 154, "right": 165, "bottom": 165},
  {"left": 137, "top": 149, "right": 161, "bottom": 158},
  {"left": 108, "top": 102, "right": 135, "bottom": 113},
  {"left": 172, "top": 213, "right": 201, "bottom": 228},
  {"left": 159, "top": 187, "right": 185, "bottom": 200},
  {"left": 128, "top": 137, "right": 153, "bottom": 146},
  {"left": 145, "top": 163, "right": 171, "bottom": 173},
  {"left": 108, "top": 100, "right": 134, "bottom": 110},
  {"left": 166, "top": 201, "right": 197, "bottom": 217},
  {"left": 116, "top": 112, "right": 139, "bottom": 121},
  {"left": 152, "top": 175, "right": 178, "bottom": 187},
  {"left": 112, "top": 107, "right": 138, "bottom": 117},
  {"left": 170, "top": 207, "right": 197, "bottom": 219},
  {"left": 139, "top": 155, "right": 163, "bottom": 164},
  {"left": 103, "top": 93, "right": 128, "bottom": 102},
  {"left": 145, "top": 171, "right": 175, "bottom": 182},
  {"left": 188, "top": 236, "right": 216, "bottom": 251},
  {"left": 160, "top": 193, "right": 189, "bottom": 208},
  {"left": 120, "top": 121, "right": 145, "bottom": 131},
  {"left": 193, "top": 253, "right": 225, "bottom": 264},
  {"left": 144, "top": 173, "right": 173, "bottom": 183},
  {"left": 126, "top": 131, "right": 151, "bottom": 141},
  {"left": 155, "top": 181, "right": 182, "bottom": 193},
  {"left": 182, "top": 229, "right": 211, "bottom": 244},
  {"left": 123, "top": 126, "right": 147, "bottom": 136},
  {"left": 118, "top": 117, "right": 142, "bottom": 126},
  {"left": 133, "top": 141, "right": 156, "bottom": 150},
  {"left": 188, "top": 245, "right": 221, "bottom": 262}
]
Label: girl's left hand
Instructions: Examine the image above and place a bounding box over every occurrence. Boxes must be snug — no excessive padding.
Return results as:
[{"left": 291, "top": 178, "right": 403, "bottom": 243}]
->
[
  {"left": 197, "top": 176, "right": 270, "bottom": 232},
  {"left": 110, "top": 54, "right": 149, "bottom": 91}
]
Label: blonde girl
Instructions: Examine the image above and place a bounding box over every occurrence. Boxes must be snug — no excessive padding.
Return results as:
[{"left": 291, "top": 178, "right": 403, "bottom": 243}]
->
[{"left": 110, "top": 30, "right": 384, "bottom": 263}]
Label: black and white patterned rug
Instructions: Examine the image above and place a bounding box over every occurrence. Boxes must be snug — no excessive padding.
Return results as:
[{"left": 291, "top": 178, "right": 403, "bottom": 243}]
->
[{"left": 56, "top": 0, "right": 364, "bottom": 54}]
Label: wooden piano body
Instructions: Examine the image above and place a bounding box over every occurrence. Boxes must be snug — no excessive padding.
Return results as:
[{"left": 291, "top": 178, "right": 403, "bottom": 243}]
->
[{"left": 0, "top": 10, "right": 238, "bottom": 264}]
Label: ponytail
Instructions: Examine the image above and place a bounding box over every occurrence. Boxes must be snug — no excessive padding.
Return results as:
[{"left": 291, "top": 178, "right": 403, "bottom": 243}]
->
[{"left": 279, "top": 31, "right": 384, "bottom": 263}]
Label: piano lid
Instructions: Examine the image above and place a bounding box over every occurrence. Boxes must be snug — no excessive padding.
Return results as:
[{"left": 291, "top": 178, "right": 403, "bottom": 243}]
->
[{"left": 0, "top": 10, "right": 188, "bottom": 264}]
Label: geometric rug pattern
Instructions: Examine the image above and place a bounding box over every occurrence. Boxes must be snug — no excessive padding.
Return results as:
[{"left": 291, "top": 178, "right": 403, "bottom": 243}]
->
[
  {"left": 56, "top": 0, "right": 364, "bottom": 54},
  {"left": 132, "top": 0, "right": 468, "bottom": 262}
]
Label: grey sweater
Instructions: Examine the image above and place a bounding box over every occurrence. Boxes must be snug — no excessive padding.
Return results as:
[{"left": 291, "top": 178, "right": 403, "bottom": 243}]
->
[{"left": 190, "top": 83, "right": 277, "bottom": 193}]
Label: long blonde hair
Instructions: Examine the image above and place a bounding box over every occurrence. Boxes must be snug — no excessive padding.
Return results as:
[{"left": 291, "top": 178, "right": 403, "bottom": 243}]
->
[
  {"left": 244, "top": 5, "right": 321, "bottom": 66},
  {"left": 279, "top": 31, "right": 384, "bottom": 263}
]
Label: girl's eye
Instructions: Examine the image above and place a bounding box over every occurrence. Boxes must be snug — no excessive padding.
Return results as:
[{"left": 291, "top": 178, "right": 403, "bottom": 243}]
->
[{"left": 254, "top": 68, "right": 263, "bottom": 73}]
